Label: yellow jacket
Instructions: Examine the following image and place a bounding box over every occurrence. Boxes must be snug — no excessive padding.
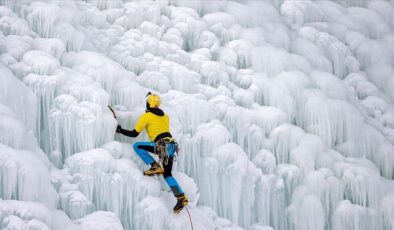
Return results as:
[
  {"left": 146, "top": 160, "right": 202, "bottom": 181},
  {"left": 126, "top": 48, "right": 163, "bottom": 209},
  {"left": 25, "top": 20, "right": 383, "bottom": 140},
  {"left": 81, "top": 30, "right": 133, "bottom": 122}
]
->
[{"left": 134, "top": 111, "right": 170, "bottom": 142}]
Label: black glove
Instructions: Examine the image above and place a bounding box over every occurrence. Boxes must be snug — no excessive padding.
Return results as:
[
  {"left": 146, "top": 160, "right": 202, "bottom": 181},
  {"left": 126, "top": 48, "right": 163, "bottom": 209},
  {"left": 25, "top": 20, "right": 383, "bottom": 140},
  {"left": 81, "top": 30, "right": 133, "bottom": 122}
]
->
[{"left": 116, "top": 125, "right": 122, "bottom": 133}]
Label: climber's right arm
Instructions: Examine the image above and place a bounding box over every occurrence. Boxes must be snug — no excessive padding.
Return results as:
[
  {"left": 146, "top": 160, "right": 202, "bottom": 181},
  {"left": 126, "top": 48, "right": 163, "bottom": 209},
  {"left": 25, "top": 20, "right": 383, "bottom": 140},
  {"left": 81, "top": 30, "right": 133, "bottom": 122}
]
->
[
  {"left": 116, "top": 125, "right": 140, "bottom": 137},
  {"left": 116, "top": 113, "right": 148, "bottom": 138}
]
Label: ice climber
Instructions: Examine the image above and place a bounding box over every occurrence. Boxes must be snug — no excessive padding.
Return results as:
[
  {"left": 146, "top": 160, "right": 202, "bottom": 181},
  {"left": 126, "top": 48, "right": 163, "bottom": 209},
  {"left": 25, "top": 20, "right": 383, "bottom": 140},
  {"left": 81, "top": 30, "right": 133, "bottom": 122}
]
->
[{"left": 116, "top": 92, "right": 188, "bottom": 213}]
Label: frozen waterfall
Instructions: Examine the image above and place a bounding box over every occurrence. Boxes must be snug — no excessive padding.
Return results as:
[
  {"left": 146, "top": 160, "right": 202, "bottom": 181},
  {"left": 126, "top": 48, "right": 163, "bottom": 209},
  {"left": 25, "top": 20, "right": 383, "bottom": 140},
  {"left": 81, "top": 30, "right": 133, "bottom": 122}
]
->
[{"left": 1, "top": 0, "right": 394, "bottom": 230}]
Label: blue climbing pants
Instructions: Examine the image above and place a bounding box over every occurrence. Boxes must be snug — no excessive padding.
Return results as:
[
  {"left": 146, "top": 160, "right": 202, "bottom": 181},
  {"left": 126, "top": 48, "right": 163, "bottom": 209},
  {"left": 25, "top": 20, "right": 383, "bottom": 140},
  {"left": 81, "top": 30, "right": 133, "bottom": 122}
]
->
[{"left": 133, "top": 142, "right": 184, "bottom": 196}]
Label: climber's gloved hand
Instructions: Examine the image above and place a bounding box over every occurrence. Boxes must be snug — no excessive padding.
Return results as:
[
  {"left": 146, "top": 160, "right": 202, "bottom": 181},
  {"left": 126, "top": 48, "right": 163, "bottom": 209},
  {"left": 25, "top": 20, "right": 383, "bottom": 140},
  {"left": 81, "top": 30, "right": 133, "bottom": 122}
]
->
[{"left": 116, "top": 125, "right": 122, "bottom": 133}]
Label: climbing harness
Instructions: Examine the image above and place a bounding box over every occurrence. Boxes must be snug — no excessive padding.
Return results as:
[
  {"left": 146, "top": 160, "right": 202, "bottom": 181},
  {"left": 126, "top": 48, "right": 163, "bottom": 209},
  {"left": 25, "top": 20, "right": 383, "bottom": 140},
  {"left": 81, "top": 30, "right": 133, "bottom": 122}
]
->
[
  {"left": 155, "top": 137, "right": 179, "bottom": 165},
  {"left": 185, "top": 206, "right": 194, "bottom": 230}
]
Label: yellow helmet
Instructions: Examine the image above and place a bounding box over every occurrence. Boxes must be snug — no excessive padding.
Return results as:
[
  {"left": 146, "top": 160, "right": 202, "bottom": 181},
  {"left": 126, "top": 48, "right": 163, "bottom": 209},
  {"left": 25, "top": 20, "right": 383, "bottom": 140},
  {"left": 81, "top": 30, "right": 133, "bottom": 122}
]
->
[{"left": 146, "top": 92, "right": 161, "bottom": 108}]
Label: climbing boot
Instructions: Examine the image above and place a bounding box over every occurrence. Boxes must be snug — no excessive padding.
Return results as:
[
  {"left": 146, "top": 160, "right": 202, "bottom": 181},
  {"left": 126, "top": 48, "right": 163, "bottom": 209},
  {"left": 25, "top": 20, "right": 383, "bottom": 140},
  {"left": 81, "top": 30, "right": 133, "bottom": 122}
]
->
[
  {"left": 143, "top": 162, "right": 164, "bottom": 176},
  {"left": 173, "top": 194, "right": 188, "bottom": 213}
]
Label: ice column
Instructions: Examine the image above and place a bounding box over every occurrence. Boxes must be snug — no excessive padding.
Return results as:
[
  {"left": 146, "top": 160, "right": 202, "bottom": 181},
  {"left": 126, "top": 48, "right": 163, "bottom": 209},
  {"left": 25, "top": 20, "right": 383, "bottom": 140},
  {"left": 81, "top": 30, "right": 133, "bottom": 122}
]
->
[
  {"left": 178, "top": 120, "right": 230, "bottom": 182},
  {"left": 64, "top": 143, "right": 161, "bottom": 229},
  {"left": 287, "top": 186, "right": 325, "bottom": 230},
  {"left": 49, "top": 94, "right": 116, "bottom": 166},
  {"left": 381, "top": 193, "right": 394, "bottom": 230},
  {"left": 332, "top": 200, "right": 380, "bottom": 230},
  {"left": 26, "top": 1, "right": 60, "bottom": 38},
  {"left": 200, "top": 143, "right": 263, "bottom": 228},
  {"left": 0, "top": 200, "right": 77, "bottom": 230},
  {"left": 0, "top": 66, "right": 37, "bottom": 134},
  {"left": 0, "top": 143, "right": 58, "bottom": 209},
  {"left": 24, "top": 73, "right": 62, "bottom": 153}
]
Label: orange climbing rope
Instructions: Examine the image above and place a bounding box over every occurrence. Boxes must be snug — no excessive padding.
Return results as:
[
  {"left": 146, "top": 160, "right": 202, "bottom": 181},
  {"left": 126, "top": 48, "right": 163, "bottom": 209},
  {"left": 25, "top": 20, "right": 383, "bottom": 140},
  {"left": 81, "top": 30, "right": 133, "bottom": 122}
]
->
[{"left": 185, "top": 206, "right": 194, "bottom": 230}]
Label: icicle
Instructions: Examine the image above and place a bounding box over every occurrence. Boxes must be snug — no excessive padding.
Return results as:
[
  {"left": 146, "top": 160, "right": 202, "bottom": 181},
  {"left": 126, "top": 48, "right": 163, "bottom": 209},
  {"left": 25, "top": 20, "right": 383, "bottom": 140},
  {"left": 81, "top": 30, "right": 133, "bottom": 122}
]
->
[
  {"left": 0, "top": 115, "right": 28, "bottom": 150},
  {"left": 290, "top": 38, "right": 332, "bottom": 73},
  {"left": 287, "top": 186, "right": 325, "bottom": 230},
  {"left": 253, "top": 174, "right": 274, "bottom": 226},
  {"left": 22, "top": 50, "right": 60, "bottom": 76},
  {"left": 243, "top": 125, "right": 265, "bottom": 160},
  {"left": 297, "top": 27, "right": 359, "bottom": 78},
  {"left": 0, "top": 144, "right": 58, "bottom": 209},
  {"left": 199, "top": 143, "right": 262, "bottom": 228},
  {"left": 0, "top": 35, "right": 31, "bottom": 61},
  {"left": 270, "top": 124, "right": 305, "bottom": 164},
  {"left": 49, "top": 95, "right": 117, "bottom": 165},
  {"left": 0, "top": 200, "right": 76, "bottom": 230},
  {"left": 75, "top": 211, "right": 123, "bottom": 230},
  {"left": 251, "top": 45, "right": 311, "bottom": 77},
  {"left": 289, "top": 134, "right": 324, "bottom": 175},
  {"left": 31, "top": 37, "right": 66, "bottom": 60},
  {"left": 196, "top": 61, "right": 229, "bottom": 88},
  {"left": 333, "top": 159, "right": 382, "bottom": 209},
  {"left": 330, "top": 42, "right": 348, "bottom": 79},
  {"left": 216, "top": 47, "right": 237, "bottom": 68},
  {"left": 60, "top": 73, "right": 110, "bottom": 109},
  {"left": 136, "top": 71, "right": 170, "bottom": 94},
  {"left": 280, "top": 1, "right": 324, "bottom": 27},
  {"left": 135, "top": 196, "right": 232, "bottom": 230},
  {"left": 159, "top": 61, "right": 201, "bottom": 93},
  {"left": 249, "top": 74, "right": 271, "bottom": 107},
  {"left": 366, "top": 64, "right": 394, "bottom": 102},
  {"left": 0, "top": 15, "right": 30, "bottom": 36},
  {"left": 223, "top": 106, "right": 254, "bottom": 147},
  {"left": 138, "top": 21, "right": 163, "bottom": 40},
  {"left": 162, "top": 28, "right": 184, "bottom": 48},
  {"left": 360, "top": 96, "right": 388, "bottom": 118},
  {"left": 86, "top": 0, "right": 123, "bottom": 11},
  {"left": 271, "top": 165, "right": 301, "bottom": 229},
  {"left": 332, "top": 200, "right": 380, "bottom": 230},
  {"left": 53, "top": 22, "right": 84, "bottom": 52},
  {"left": 62, "top": 51, "right": 128, "bottom": 93},
  {"left": 297, "top": 89, "right": 333, "bottom": 147},
  {"left": 232, "top": 87, "right": 254, "bottom": 108},
  {"left": 178, "top": 120, "right": 229, "bottom": 181},
  {"left": 174, "top": 17, "right": 206, "bottom": 52},
  {"left": 232, "top": 69, "right": 253, "bottom": 90},
  {"left": 381, "top": 193, "right": 394, "bottom": 230},
  {"left": 24, "top": 73, "right": 62, "bottom": 153},
  {"left": 348, "top": 6, "right": 390, "bottom": 39},
  {"left": 375, "top": 143, "right": 394, "bottom": 179},
  {"left": 0, "top": 65, "right": 37, "bottom": 134},
  {"left": 249, "top": 225, "right": 274, "bottom": 230},
  {"left": 60, "top": 190, "right": 95, "bottom": 220},
  {"left": 63, "top": 143, "right": 161, "bottom": 229},
  {"left": 270, "top": 178, "right": 287, "bottom": 230},
  {"left": 253, "top": 149, "right": 276, "bottom": 174},
  {"left": 166, "top": 92, "right": 216, "bottom": 134},
  {"left": 173, "top": 0, "right": 228, "bottom": 16},
  {"left": 26, "top": 1, "right": 60, "bottom": 38},
  {"left": 276, "top": 164, "right": 301, "bottom": 205},
  {"left": 114, "top": 3, "right": 143, "bottom": 30},
  {"left": 252, "top": 106, "right": 287, "bottom": 136},
  {"left": 302, "top": 169, "right": 344, "bottom": 229},
  {"left": 232, "top": 39, "right": 255, "bottom": 67},
  {"left": 135, "top": 196, "right": 169, "bottom": 230}
]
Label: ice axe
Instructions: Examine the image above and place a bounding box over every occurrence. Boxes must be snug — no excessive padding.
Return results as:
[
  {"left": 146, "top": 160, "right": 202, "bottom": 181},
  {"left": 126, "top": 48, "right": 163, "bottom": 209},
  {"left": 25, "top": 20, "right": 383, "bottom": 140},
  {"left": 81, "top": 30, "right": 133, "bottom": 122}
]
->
[
  {"left": 108, "top": 105, "right": 121, "bottom": 134},
  {"left": 108, "top": 105, "right": 117, "bottom": 119}
]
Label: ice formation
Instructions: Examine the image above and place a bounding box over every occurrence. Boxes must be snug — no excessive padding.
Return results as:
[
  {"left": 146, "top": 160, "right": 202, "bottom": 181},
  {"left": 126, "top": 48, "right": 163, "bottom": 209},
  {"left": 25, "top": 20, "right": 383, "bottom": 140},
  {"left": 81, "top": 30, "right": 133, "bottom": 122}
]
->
[{"left": 1, "top": 0, "right": 394, "bottom": 230}]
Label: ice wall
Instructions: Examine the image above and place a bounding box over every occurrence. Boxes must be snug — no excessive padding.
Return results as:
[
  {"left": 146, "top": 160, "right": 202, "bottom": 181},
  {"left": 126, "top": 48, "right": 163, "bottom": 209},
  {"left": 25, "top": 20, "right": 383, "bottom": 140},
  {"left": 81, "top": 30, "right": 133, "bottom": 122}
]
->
[{"left": 1, "top": 0, "right": 394, "bottom": 230}]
